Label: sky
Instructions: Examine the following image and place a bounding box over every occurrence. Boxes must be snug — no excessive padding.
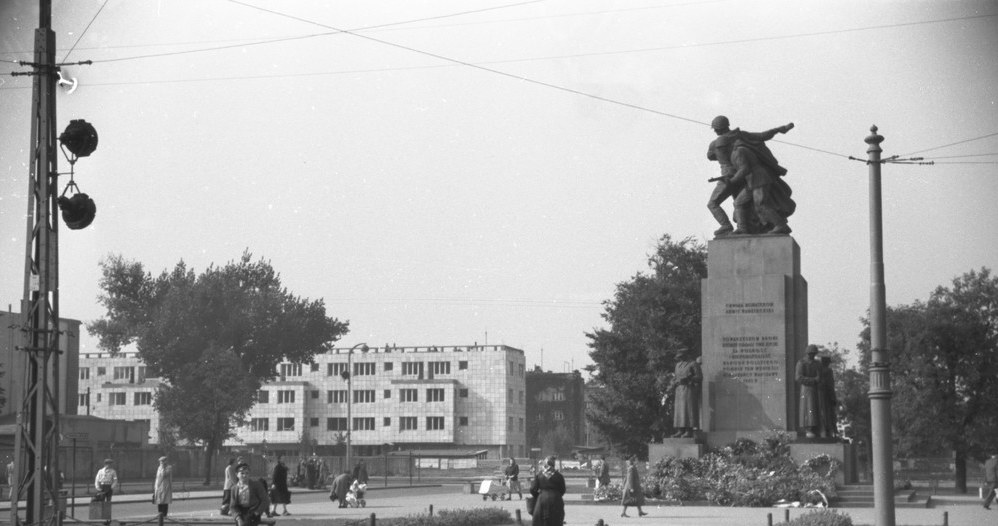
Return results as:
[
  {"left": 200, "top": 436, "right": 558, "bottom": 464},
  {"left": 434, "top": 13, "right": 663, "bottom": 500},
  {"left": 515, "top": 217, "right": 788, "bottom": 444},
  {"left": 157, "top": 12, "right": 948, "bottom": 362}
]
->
[{"left": 1, "top": 0, "right": 996, "bottom": 375}]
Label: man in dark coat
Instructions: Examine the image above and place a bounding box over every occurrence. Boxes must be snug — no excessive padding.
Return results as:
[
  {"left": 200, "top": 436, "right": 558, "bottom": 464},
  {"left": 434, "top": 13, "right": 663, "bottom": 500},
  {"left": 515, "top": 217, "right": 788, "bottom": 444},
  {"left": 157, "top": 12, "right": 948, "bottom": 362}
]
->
[
  {"left": 984, "top": 453, "right": 998, "bottom": 509},
  {"left": 328, "top": 472, "right": 351, "bottom": 509},
  {"left": 230, "top": 463, "right": 269, "bottom": 526}
]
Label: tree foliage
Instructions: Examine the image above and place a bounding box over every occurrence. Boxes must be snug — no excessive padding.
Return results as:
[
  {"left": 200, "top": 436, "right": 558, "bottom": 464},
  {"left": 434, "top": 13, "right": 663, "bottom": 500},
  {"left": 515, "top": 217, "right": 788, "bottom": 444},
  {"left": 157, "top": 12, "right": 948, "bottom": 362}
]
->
[
  {"left": 584, "top": 235, "right": 707, "bottom": 456},
  {"left": 88, "top": 251, "right": 349, "bottom": 481},
  {"left": 859, "top": 267, "right": 998, "bottom": 491}
]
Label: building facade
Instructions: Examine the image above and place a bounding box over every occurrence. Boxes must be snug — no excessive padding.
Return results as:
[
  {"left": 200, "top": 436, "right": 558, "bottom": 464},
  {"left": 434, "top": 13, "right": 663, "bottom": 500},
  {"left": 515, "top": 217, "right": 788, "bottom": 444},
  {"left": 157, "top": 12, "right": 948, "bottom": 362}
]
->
[
  {"left": 78, "top": 344, "right": 528, "bottom": 458},
  {"left": 524, "top": 368, "right": 585, "bottom": 456}
]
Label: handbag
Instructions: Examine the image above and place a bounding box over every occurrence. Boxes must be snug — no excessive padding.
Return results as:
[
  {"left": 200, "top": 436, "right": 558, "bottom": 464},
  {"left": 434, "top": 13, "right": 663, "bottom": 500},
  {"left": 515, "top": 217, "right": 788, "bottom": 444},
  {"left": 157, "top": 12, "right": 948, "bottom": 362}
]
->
[{"left": 525, "top": 495, "right": 536, "bottom": 515}]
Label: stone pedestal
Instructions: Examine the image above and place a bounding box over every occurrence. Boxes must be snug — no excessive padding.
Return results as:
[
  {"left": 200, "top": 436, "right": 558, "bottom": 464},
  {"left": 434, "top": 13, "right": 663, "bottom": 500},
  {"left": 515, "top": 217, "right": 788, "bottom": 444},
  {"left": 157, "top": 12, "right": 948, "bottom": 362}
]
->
[
  {"left": 649, "top": 437, "right": 706, "bottom": 464},
  {"left": 700, "top": 235, "right": 808, "bottom": 449}
]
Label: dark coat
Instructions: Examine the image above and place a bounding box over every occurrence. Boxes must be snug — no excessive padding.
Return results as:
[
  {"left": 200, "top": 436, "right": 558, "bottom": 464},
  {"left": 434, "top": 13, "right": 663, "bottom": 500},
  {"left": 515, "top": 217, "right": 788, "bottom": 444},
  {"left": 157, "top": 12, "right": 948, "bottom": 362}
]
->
[
  {"left": 528, "top": 469, "right": 565, "bottom": 526},
  {"left": 621, "top": 464, "right": 645, "bottom": 507},
  {"left": 231, "top": 478, "right": 269, "bottom": 526},
  {"left": 270, "top": 462, "right": 291, "bottom": 504},
  {"left": 329, "top": 473, "right": 351, "bottom": 506}
]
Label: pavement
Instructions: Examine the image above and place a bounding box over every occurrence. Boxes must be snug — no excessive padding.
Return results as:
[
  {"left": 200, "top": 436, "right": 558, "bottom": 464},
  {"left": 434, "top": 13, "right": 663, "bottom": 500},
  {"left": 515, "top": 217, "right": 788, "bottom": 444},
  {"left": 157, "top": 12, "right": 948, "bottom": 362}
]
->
[{"left": 2, "top": 482, "right": 994, "bottom": 526}]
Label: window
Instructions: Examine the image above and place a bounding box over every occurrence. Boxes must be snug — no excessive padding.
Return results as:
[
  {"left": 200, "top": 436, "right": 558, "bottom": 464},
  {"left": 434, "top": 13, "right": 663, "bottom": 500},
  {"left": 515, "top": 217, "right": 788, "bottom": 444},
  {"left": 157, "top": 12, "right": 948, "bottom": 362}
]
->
[
  {"left": 277, "top": 417, "right": 295, "bottom": 431},
  {"left": 352, "top": 417, "right": 375, "bottom": 431},
  {"left": 401, "top": 362, "right": 424, "bottom": 377},
  {"left": 509, "top": 361, "right": 514, "bottom": 375},
  {"left": 384, "top": 362, "right": 393, "bottom": 372},
  {"left": 384, "top": 389, "right": 392, "bottom": 399},
  {"left": 328, "top": 363, "right": 348, "bottom": 377},
  {"left": 429, "top": 361, "right": 450, "bottom": 375},
  {"left": 553, "top": 391, "right": 565, "bottom": 401},
  {"left": 426, "top": 417, "right": 445, "bottom": 430},
  {"left": 251, "top": 418, "right": 269, "bottom": 431},
  {"left": 519, "top": 363, "right": 525, "bottom": 377},
  {"left": 518, "top": 418, "right": 524, "bottom": 431},
  {"left": 458, "top": 361, "right": 468, "bottom": 370},
  {"left": 353, "top": 362, "right": 376, "bottom": 376},
  {"left": 257, "top": 390, "right": 269, "bottom": 403},
  {"left": 399, "top": 417, "right": 418, "bottom": 431},
  {"left": 113, "top": 366, "right": 135, "bottom": 383},
  {"left": 507, "top": 389, "right": 513, "bottom": 404},
  {"left": 400, "top": 389, "right": 418, "bottom": 402},
  {"left": 134, "top": 392, "right": 152, "bottom": 405},
  {"left": 383, "top": 417, "right": 391, "bottom": 427},
  {"left": 327, "top": 390, "right": 348, "bottom": 403},
  {"left": 109, "top": 392, "right": 126, "bottom": 406},
  {"left": 79, "top": 368, "right": 90, "bottom": 380},
  {"left": 518, "top": 391, "right": 524, "bottom": 404},
  {"left": 459, "top": 389, "right": 469, "bottom": 398},
  {"left": 553, "top": 410, "right": 564, "bottom": 421},
  {"left": 96, "top": 393, "right": 101, "bottom": 402},
  {"left": 326, "top": 418, "right": 347, "bottom": 431},
  {"left": 426, "top": 388, "right": 445, "bottom": 402},
  {"left": 277, "top": 390, "right": 295, "bottom": 404},
  {"left": 310, "top": 362, "right": 320, "bottom": 372},
  {"left": 309, "top": 417, "right": 319, "bottom": 427},
  {"left": 507, "top": 417, "right": 513, "bottom": 431},
  {"left": 137, "top": 366, "right": 147, "bottom": 382},
  {"left": 353, "top": 390, "right": 375, "bottom": 403},
  {"left": 458, "top": 416, "right": 469, "bottom": 426},
  {"left": 78, "top": 393, "right": 89, "bottom": 407},
  {"left": 97, "top": 367, "right": 106, "bottom": 376},
  {"left": 311, "top": 390, "right": 319, "bottom": 399},
  {"left": 280, "top": 363, "right": 302, "bottom": 377}
]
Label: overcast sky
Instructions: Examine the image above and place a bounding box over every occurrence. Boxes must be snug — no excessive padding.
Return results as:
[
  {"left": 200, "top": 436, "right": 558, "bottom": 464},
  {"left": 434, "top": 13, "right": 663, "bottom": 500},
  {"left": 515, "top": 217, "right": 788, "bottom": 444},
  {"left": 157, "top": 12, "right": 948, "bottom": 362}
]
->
[{"left": 2, "top": 0, "right": 996, "bottom": 373}]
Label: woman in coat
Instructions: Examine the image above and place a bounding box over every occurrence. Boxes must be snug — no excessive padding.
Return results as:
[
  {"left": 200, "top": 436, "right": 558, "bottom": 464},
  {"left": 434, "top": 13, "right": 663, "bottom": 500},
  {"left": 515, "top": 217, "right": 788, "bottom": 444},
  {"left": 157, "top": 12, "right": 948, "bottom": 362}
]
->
[
  {"left": 620, "top": 456, "right": 647, "bottom": 517},
  {"left": 269, "top": 456, "right": 291, "bottom": 516},
  {"left": 528, "top": 456, "right": 566, "bottom": 526},
  {"left": 153, "top": 456, "right": 173, "bottom": 516}
]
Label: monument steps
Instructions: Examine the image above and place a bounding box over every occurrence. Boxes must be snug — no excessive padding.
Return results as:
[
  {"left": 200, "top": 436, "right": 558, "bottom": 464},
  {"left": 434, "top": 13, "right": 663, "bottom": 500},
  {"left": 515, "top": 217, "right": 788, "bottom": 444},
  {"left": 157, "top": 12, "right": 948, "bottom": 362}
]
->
[{"left": 832, "top": 485, "right": 932, "bottom": 508}]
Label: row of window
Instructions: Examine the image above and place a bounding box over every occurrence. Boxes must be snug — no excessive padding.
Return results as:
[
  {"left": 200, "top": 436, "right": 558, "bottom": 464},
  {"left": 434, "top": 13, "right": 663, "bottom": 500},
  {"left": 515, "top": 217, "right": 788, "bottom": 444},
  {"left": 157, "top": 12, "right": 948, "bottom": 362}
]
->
[
  {"left": 79, "top": 391, "right": 152, "bottom": 407},
  {"left": 279, "top": 359, "right": 524, "bottom": 378},
  {"left": 248, "top": 416, "right": 452, "bottom": 432},
  {"left": 257, "top": 388, "right": 472, "bottom": 404},
  {"left": 79, "top": 366, "right": 147, "bottom": 382}
]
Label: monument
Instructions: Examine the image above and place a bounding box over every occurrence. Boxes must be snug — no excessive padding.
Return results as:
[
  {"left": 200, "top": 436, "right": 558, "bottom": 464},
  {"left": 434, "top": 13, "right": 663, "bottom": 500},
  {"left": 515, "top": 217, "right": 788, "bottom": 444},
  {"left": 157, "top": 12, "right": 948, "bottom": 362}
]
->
[{"left": 649, "top": 117, "right": 855, "bottom": 484}]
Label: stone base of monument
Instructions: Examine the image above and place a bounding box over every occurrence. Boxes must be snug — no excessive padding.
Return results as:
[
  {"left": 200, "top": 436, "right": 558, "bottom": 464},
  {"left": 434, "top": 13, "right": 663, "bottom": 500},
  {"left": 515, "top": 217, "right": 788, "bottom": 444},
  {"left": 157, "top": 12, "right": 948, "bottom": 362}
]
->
[
  {"left": 649, "top": 436, "right": 706, "bottom": 464},
  {"left": 788, "top": 440, "right": 858, "bottom": 486}
]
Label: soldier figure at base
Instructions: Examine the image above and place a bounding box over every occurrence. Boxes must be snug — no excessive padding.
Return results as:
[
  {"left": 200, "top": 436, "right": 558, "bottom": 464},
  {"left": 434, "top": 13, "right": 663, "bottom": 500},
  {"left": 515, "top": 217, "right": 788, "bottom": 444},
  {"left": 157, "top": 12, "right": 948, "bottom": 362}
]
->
[{"left": 668, "top": 352, "right": 703, "bottom": 438}]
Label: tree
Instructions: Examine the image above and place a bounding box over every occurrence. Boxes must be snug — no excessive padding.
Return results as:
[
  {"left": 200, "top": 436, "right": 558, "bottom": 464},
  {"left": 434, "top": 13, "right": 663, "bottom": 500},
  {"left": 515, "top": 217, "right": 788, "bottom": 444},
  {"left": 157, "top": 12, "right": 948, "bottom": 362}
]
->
[
  {"left": 88, "top": 251, "right": 349, "bottom": 483},
  {"left": 584, "top": 235, "right": 707, "bottom": 457},
  {"left": 860, "top": 267, "right": 998, "bottom": 492}
]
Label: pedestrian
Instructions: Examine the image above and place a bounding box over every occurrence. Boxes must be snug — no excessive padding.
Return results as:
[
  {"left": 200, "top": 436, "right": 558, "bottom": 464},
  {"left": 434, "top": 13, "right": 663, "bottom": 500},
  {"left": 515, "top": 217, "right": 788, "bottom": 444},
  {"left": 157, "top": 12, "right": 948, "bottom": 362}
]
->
[
  {"left": 230, "top": 462, "right": 269, "bottom": 526},
  {"left": 984, "top": 452, "right": 998, "bottom": 509},
  {"left": 594, "top": 455, "right": 610, "bottom": 490},
  {"left": 268, "top": 455, "right": 291, "bottom": 516},
  {"left": 94, "top": 459, "right": 118, "bottom": 502},
  {"left": 5, "top": 457, "right": 13, "bottom": 501},
  {"left": 528, "top": 455, "right": 565, "bottom": 526},
  {"left": 620, "top": 456, "right": 647, "bottom": 517},
  {"left": 504, "top": 457, "right": 522, "bottom": 500},
  {"left": 351, "top": 460, "right": 369, "bottom": 485},
  {"left": 153, "top": 456, "right": 173, "bottom": 516},
  {"left": 328, "top": 471, "right": 351, "bottom": 508},
  {"left": 221, "top": 457, "right": 240, "bottom": 514}
]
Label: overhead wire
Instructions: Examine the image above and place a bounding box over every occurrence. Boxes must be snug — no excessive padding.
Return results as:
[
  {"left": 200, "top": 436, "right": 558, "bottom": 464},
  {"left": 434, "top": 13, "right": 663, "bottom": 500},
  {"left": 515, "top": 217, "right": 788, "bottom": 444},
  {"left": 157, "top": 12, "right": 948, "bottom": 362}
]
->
[
  {"left": 61, "top": 0, "right": 108, "bottom": 63},
  {"left": 901, "top": 131, "right": 998, "bottom": 157}
]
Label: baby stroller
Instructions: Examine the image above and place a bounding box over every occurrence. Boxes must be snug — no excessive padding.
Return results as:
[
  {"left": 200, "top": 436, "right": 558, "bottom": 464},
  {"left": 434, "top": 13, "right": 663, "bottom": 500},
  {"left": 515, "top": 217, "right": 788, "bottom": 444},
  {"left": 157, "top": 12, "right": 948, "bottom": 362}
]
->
[
  {"left": 477, "top": 477, "right": 504, "bottom": 501},
  {"left": 345, "top": 481, "right": 367, "bottom": 508}
]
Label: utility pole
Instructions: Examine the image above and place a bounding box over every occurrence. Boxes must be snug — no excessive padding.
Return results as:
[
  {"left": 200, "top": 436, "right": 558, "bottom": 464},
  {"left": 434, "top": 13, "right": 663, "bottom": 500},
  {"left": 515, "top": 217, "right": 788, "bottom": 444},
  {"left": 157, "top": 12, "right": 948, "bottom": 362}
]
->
[
  {"left": 12, "top": 0, "right": 62, "bottom": 525},
  {"left": 865, "top": 125, "right": 896, "bottom": 526}
]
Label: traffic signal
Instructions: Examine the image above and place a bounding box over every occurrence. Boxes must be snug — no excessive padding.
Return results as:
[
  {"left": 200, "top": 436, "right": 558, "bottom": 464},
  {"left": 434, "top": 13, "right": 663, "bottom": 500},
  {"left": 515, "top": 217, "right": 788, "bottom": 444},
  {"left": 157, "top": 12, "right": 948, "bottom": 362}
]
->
[{"left": 57, "top": 193, "right": 96, "bottom": 230}]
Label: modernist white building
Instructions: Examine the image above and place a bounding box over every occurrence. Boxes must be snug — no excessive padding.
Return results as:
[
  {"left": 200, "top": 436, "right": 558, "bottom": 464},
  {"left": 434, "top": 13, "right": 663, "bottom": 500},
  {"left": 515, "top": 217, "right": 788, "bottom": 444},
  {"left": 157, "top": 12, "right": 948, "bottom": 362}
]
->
[{"left": 78, "top": 344, "right": 528, "bottom": 458}]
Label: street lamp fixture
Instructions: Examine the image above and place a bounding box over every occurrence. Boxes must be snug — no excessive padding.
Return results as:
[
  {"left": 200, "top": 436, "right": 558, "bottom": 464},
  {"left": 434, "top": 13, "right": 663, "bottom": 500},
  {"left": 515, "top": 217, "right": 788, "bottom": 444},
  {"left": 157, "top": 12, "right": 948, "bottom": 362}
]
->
[{"left": 343, "top": 343, "right": 367, "bottom": 471}]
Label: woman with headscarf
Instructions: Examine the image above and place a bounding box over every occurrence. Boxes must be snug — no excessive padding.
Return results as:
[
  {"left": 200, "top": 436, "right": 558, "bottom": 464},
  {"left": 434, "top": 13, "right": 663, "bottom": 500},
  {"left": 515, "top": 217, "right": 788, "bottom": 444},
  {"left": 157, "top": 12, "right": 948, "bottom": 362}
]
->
[
  {"left": 528, "top": 455, "right": 565, "bottom": 526},
  {"left": 620, "top": 456, "right": 647, "bottom": 517},
  {"left": 268, "top": 455, "right": 291, "bottom": 516}
]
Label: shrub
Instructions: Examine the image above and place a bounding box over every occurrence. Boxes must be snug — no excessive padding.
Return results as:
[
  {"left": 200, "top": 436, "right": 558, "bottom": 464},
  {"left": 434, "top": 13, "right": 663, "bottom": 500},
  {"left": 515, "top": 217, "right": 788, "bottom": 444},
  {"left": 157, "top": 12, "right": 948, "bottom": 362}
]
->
[
  {"left": 375, "top": 507, "right": 512, "bottom": 526},
  {"left": 780, "top": 509, "right": 853, "bottom": 526},
  {"left": 645, "top": 431, "right": 841, "bottom": 507},
  {"left": 593, "top": 483, "right": 623, "bottom": 502}
]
